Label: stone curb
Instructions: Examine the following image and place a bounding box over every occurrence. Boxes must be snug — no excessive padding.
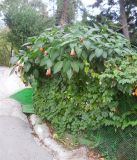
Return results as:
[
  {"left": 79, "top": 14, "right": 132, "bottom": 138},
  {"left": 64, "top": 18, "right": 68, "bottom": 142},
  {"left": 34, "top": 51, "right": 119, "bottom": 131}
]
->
[{"left": 30, "top": 114, "right": 89, "bottom": 160}]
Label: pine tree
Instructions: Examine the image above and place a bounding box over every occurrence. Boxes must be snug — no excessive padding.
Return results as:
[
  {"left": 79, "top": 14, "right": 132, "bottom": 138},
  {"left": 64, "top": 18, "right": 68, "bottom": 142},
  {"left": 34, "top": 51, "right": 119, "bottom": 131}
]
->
[
  {"left": 119, "top": 0, "right": 130, "bottom": 40},
  {"left": 92, "top": 0, "right": 137, "bottom": 44},
  {"left": 56, "top": 0, "right": 78, "bottom": 26}
]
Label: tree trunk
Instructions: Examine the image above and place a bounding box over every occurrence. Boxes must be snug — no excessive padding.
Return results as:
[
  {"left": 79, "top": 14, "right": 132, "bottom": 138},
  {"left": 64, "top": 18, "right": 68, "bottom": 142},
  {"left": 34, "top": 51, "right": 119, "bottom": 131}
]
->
[
  {"left": 119, "top": 0, "right": 130, "bottom": 41},
  {"left": 59, "top": 0, "right": 68, "bottom": 26}
]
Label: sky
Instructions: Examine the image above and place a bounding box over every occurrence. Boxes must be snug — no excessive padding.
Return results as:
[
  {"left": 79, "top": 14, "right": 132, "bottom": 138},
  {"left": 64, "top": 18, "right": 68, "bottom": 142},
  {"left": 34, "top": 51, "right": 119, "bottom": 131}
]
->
[
  {"left": 0, "top": 0, "right": 98, "bottom": 27},
  {"left": 81, "top": 0, "right": 100, "bottom": 17},
  {"left": 81, "top": 0, "right": 96, "bottom": 7},
  {"left": 45, "top": 0, "right": 99, "bottom": 17},
  {"left": 42, "top": 0, "right": 96, "bottom": 6}
]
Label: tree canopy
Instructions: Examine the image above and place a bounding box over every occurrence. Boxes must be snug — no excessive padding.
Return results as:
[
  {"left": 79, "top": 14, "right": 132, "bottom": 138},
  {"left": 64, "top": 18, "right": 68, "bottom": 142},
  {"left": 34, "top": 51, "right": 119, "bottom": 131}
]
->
[
  {"left": 0, "top": 0, "right": 54, "bottom": 48},
  {"left": 91, "top": 0, "right": 137, "bottom": 45}
]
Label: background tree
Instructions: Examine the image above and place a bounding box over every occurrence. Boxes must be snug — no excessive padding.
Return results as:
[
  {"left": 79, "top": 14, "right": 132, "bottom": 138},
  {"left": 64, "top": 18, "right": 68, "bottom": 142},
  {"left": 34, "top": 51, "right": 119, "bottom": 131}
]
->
[
  {"left": 0, "top": 27, "right": 11, "bottom": 66},
  {"left": 0, "top": 0, "right": 55, "bottom": 49},
  {"left": 29, "top": 0, "right": 48, "bottom": 16},
  {"left": 56, "top": 0, "right": 80, "bottom": 26},
  {"left": 90, "top": 0, "right": 137, "bottom": 45},
  {"left": 119, "top": 0, "right": 130, "bottom": 40}
]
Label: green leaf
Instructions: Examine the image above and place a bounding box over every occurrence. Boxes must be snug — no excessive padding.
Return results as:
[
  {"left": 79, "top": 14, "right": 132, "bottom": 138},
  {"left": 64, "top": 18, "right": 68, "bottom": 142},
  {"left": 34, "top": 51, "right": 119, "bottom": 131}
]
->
[
  {"left": 35, "top": 57, "right": 40, "bottom": 64},
  {"left": 82, "top": 51, "right": 88, "bottom": 59},
  {"left": 54, "top": 61, "right": 63, "bottom": 74},
  {"left": 95, "top": 48, "right": 103, "bottom": 57},
  {"left": 24, "top": 63, "right": 31, "bottom": 72},
  {"left": 70, "top": 43, "right": 76, "bottom": 49},
  {"left": 40, "top": 57, "right": 48, "bottom": 66},
  {"left": 75, "top": 46, "right": 82, "bottom": 57},
  {"left": 93, "top": 23, "right": 99, "bottom": 30},
  {"left": 114, "top": 48, "right": 122, "bottom": 55},
  {"left": 102, "top": 52, "right": 107, "bottom": 58},
  {"left": 83, "top": 40, "right": 91, "bottom": 50},
  {"left": 47, "top": 59, "right": 53, "bottom": 68},
  {"left": 24, "top": 57, "right": 28, "bottom": 62},
  {"left": 60, "top": 40, "right": 75, "bottom": 47},
  {"left": 89, "top": 54, "right": 95, "bottom": 61},
  {"left": 34, "top": 40, "right": 44, "bottom": 48},
  {"left": 63, "top": 61, "right": 71, "bottom": 72},
  {"left": 50, "top": 52, "right": 59, "bottom": 61},
  {"left": 33, "top": 69, "right": 39, "bottom": 78},
  {"left": 79, "top": 63, "right": 84, "bottom": 70},
  {"left": 67, "top": 68, "right": 73, "bottom": 79},
  {"left": 71, "top": 62, "right": 79, "bottom": 73}
]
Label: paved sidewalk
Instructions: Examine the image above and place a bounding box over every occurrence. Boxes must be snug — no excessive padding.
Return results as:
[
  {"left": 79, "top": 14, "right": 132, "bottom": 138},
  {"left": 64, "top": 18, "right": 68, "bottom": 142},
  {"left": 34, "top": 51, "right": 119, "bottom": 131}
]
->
[
  {"left": 0, "top": 67, "right": 53, "bottom": 160},
  {"left": 0, "top": 116, "right": 53, "bottom": 160}
]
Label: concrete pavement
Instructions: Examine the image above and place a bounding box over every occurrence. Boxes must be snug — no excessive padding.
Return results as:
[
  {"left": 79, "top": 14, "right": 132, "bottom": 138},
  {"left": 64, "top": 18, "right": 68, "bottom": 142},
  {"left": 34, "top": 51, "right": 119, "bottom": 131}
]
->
[
  {"left": 0, "top": 67, "right": 54, "bottom": 160},
  {"left": 0, "top": 116, "right": 53, "bottom": 160}
]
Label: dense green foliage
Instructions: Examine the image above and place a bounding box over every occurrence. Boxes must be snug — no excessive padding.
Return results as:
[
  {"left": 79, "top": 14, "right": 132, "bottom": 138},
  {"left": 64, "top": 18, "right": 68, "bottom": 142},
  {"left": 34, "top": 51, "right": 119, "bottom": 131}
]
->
[
  {"left": 0, "top": 28, "right": 11, "bottom": 66},
  {"left": 1, "top": 0, "right": 55, "bottom": 49},
  {"left": 87, "top": 126, "right": 137, "bottom": 160},
  {"left": 91, "top": 0, "right": 137, "bottom": 46},
  {"left": 13, "top": 24, "right": 137, "bottom": 137},
  {"left": 14, "top": 24, "right": 131, "bottom": 81},
  {"left": 55, "top": 0, "right": 82, "bottom": 25}
]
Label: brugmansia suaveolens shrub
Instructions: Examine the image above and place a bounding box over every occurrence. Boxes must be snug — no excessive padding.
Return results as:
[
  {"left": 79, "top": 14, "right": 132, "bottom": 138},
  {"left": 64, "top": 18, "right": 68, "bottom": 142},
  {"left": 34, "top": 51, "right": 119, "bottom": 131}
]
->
[{"left": 13, "top": 24, "right": 137, "bottom": 135}]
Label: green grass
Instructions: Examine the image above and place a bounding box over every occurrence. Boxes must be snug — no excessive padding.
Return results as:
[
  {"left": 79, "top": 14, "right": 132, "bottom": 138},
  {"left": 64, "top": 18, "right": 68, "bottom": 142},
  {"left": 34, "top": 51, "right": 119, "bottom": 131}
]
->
[{"left": 10, "top": 88, "right": 34, "bottom": 113}]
